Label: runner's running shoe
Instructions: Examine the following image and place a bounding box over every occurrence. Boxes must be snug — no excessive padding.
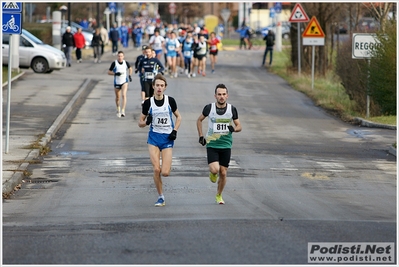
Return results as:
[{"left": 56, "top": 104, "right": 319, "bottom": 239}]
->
[
  {"left": 117, "top": 112, "right": 121, "bottom": 118},
  {"left": 215, "top": 194, "right": 225, "bottom": 204},
  {"left": 209, "top": 172, "right": 218, "bottom": 183},
  {"left": 155, "top": 198, "right": 165, "bottom": 207}
]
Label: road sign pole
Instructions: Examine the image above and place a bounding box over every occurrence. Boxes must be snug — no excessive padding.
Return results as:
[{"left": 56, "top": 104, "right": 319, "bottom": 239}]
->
[
  {"left": 104, "top": 7, "right": 111, "bottom": 32},
  {"left": 3, "top": 2, "right": 22, "bottom": 154},
  {"left": 288, "top": 3, "right": 310, "bottom": 76},
  {"left": 311, "top": 45, "right": 315, "bottom": 90},
  {"left": 6, "top": 37, "right": 13, "bottom": 154},
  {"left": 367, "top": 59, "right": 370, "bottom": 118},
  {"left": 220, "top": 8, "right": 231, "bottom": 39},
  {"left": 298, "top": 22, "right": 301, "bottom": 75},
  {"left": 276, "top": 14, "right": 282, "bottom": 52}
]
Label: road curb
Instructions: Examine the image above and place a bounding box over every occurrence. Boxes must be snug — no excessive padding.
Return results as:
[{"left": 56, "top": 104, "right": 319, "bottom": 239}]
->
[
  {"left": 38, "top": 78, "right": 92, "bottom": 147},
  {"left": 354, "top": 117, "right": 396, "bottom": 130},
  {"left": 388, "top": 146, "right": 396, "bottom": 157},
  {"left": 352, "top": 117, "right": 396, "bottom": 157},
  {"left": 2, "top": 71, "right": 26, "bottom": 88},
  {"left": 2, "top": 79, "right": 93, "bottom": 196}
]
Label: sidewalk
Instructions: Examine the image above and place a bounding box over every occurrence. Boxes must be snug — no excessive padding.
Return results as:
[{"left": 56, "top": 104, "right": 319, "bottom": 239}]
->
[
  {"left": 2, "top": 45, "right": 142, "bottom": 197},
  {"left": 2, "top": 71, "right": 95, "bottom": 197}
]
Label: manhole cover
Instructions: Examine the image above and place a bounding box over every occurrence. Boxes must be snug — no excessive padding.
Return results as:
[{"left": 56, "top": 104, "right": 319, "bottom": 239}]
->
[{"left": 27, "top": 178, "right": 59, "bottom": 184}]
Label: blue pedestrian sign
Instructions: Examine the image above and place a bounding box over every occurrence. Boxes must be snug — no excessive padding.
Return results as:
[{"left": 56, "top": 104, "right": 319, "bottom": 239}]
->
[
  {"left": 274, "top": 2, "right": 282, "bottom": 14},
  {"left": 108, "top": 2, "right": 116, "bottom": 13},
  {"left": 2, "top": 2, "right": 22, "bottom": 34},
  {"left": 2, "top": 2, "right": 22, "bottom": 12},
  {"left": 270, "top": 7, "right": 275, "bottom": 18}
]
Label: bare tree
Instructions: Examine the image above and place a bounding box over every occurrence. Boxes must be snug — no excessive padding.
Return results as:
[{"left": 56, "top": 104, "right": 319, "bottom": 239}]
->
[
  {"left": 363, "top": 2, "right": 394, "bottom": 32},
  {"left": 174, "top": 2, "right": 204, "bottom": 24}
]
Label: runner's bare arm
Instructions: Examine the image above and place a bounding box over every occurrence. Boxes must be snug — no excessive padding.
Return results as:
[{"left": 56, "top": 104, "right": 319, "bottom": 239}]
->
[
  {"left": 196, "top": 113, "right": 206, "bottom": 137},
  {"left": 173, "top": 109, "right": 182, "bottom": 131}
]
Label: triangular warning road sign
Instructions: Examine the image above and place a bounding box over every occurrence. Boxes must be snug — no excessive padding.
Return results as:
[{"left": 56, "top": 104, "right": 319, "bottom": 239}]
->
[
  {"left": 302, "top": 16, "right": 325, "bottom": 38},
  {"left": 289, "top": 3, "right": 309, "bottom": 22},
  {"left": 3, "top": 2, "right": 19, "bottom": 9}
]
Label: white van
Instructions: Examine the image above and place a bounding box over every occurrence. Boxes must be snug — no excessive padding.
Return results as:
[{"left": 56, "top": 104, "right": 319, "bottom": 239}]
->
[{"left": 2, "top": 29, "right": 66, "bottom": 73}]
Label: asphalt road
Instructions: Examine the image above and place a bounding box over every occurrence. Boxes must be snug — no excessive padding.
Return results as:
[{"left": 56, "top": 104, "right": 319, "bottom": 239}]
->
[{"left": 2, "top": 47, "right": 396, "bottom": 265}]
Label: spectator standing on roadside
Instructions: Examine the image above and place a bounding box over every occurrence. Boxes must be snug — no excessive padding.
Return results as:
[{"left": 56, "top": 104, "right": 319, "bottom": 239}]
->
[
  {"left": 62, "top": 26, "right": 74, "bottom": 67},
  {"left": 236, "top": 23, "right": 250, "bottom": 50},
  {"left": 80, "top": 18, "right": 89, "bottom": 29},
  {"left": 119, "top": 22, "right": 129, "bottom": 48},
  {"left": 91, "top": 28, "right": 103, "bottom": 63},
  {"left": 134, "top": 24, "right": 144, "bottom": 49},
  {"left": 109, "top": 23, "right": 120, "bottom": 56},
  {"left": 131, "top": 23, "right": 138, "bottom": 48},
  {"left": 100, "top": 24, "right": 109, "bottom": 55},
  {"left": 262, "top": 29, "right": 275, "bottom": 66},
  {"left": 73, "top": 28, "right": 86, "bottom": 63}
]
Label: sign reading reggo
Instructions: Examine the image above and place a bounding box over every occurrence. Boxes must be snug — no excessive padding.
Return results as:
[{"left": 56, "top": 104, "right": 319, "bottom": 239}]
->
[{"left": 352, "top": 33, "right": 383, "bottom": 59}]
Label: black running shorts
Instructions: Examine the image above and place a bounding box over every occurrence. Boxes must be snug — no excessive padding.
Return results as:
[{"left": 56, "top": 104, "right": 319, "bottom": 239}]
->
[
  {"left": 206, "top": 147, "right": 231, "bottom": 168},
  {"left": 114, "top": 82, "right": 127, "bottom": 89},
  {"left": 197, "top": 54, "right": 206, "bottom": 61},
  {"left": 210, "top": 50, "right": 218, "bottom": 56}
]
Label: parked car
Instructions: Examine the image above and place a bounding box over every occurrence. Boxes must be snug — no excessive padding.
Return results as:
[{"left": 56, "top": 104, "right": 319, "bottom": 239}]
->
[
  {"left": 2, "top": 29, "right": 66, "bottom": 73},
  {"left": 334, "top": 25, "right": 348, "bottom": 34},
  {"left": 256, "top": 22, "right": 291, "bottom": 39},
  {"left": 357, "top": 17, "right": 380, "bottom": 32}
]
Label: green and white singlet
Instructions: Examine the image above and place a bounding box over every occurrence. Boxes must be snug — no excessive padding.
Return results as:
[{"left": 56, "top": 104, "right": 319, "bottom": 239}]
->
[{"left": 206, "top": 103, "right": 233, "bottom": 149}]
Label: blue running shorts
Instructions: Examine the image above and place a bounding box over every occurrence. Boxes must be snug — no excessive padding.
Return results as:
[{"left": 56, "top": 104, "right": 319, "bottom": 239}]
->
[{"left": 148, "top": 131, "right": 174, "bottom": 150}]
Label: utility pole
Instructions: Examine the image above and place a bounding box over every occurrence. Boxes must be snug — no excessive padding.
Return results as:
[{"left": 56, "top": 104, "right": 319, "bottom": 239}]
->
[
  {"left": 243, "top": 2, "right": 246, "bottom": 25},
  {"left": 97, "top": 3, "right": 100, "bottom": 27},
  {"left": 67, "top": 3, "right": 71, "bottom": 26}
]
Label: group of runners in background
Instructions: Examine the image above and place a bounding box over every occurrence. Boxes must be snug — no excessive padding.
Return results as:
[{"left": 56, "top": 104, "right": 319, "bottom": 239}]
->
[
  {"left": 144, "top": 26, "right": 221, "bottom": 79},
  {"left": 130, "top": 24, "right": 221, "bottom": 104}
]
